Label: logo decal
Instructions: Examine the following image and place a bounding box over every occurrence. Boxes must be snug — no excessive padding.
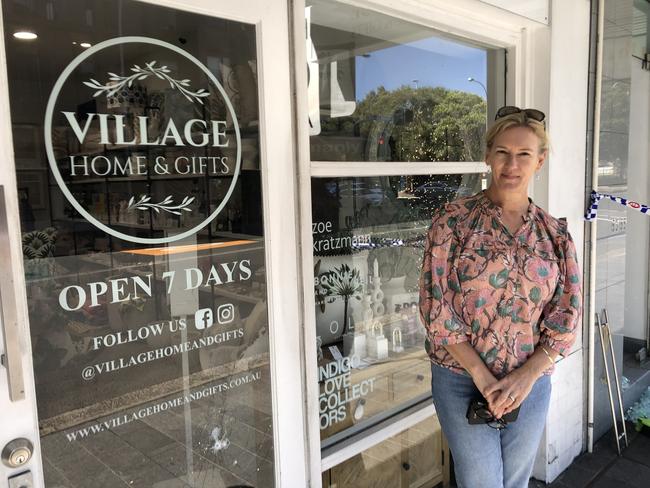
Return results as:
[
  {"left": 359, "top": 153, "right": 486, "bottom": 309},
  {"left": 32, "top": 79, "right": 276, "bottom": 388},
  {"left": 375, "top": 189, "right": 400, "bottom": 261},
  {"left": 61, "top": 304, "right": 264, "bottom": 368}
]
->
[{"left": 45, "top": 37, "right": 241, "bottom": 244}]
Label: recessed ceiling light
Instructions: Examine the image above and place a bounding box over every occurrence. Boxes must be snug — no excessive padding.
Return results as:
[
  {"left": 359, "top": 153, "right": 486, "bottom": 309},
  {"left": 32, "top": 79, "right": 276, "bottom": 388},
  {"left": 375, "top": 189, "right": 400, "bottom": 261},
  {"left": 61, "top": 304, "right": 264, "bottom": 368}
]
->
[
  {"left": 80, "top": 42, "right": 92, "bottom": 48},
  {"left": 72, "top": 41, "right": 77, "bottom": 45},
  {"left": 13, "top": 31, "right": 37, "bottom": 40}
]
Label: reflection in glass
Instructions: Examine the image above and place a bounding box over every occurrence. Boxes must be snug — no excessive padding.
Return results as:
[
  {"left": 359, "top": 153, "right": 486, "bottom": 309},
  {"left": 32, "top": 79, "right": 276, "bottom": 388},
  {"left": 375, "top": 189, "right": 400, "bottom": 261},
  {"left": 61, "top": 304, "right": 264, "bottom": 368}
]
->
[
  {"left": 307, "top": 0, "right": 496, "bottom": 162},
  {"left": 5, "top": 0, "right": 273, "bottom": 486},
  {"left": 313, "top": 174, "right": 485, "bottom": 444}
]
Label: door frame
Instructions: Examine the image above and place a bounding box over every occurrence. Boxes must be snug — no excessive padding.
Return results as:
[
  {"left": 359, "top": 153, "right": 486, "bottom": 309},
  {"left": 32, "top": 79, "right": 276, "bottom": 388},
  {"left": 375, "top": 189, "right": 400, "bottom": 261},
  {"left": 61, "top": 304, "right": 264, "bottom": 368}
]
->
[{"left": 0, "top": 0, "right": 310, "bottom": 486}]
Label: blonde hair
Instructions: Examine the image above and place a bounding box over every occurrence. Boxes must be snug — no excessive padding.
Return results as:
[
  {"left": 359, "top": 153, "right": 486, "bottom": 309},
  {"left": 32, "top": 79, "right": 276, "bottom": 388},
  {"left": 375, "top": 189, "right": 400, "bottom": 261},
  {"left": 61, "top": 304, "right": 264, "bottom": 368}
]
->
[{"left": 485, "top": 112, "right": 549, "bottom": 153}]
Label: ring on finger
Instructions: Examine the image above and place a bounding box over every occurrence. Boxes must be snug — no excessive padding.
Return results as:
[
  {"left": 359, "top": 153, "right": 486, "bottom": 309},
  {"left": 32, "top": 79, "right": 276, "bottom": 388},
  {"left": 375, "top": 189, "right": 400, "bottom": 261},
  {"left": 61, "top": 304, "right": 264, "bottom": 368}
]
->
[{"left": 508, "top": 394, "right": 516, "bottom": 403}]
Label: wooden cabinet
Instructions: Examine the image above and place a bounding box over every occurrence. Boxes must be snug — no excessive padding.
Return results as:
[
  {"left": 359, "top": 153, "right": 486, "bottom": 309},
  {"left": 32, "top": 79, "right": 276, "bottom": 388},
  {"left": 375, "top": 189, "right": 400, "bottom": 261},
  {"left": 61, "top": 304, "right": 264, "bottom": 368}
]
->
[{"left": 322, "top": 416, "right": 449, "bottom": 488}]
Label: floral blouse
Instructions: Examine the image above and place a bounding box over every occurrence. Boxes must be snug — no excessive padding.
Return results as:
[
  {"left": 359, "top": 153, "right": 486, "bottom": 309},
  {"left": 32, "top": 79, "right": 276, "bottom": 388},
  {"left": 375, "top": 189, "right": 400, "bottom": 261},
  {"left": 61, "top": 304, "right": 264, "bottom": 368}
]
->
[{"left": 418, "top": 191, "right": 582, "bottom": 378}]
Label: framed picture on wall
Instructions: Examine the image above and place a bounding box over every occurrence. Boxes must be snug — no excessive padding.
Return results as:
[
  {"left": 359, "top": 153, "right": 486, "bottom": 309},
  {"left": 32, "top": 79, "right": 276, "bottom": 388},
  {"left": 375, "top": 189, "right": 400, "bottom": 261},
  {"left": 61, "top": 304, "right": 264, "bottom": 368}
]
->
[
  {"left": 12, "top": 124, "right": 43, "bottom": 169},
  {"left": 17, "top": 170, "right": 47, "bottom": 209}
]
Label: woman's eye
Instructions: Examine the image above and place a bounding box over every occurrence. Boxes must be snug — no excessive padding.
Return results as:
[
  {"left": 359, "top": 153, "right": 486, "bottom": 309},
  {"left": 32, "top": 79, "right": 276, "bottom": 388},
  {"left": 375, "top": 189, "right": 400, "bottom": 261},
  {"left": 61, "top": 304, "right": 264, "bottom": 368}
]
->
[{"left": 518, "top": 153, "right": 531, "bottom": 157}]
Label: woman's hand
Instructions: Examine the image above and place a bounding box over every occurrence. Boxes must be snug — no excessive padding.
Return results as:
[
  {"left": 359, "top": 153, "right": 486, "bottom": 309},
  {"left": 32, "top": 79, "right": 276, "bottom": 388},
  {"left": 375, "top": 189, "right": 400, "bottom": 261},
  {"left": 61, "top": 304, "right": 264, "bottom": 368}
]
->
[
  {"left": 483, "top": 367, "right": 538, "bottom": 418},
  {"left": 484, "top": 345, "right": 558, "bottom": 418}
]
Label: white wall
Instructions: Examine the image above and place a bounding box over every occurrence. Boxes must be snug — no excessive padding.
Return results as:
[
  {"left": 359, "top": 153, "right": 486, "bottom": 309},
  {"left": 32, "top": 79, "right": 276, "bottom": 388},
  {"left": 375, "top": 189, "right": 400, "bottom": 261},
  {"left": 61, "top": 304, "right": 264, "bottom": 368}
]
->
[{"left": 531, "top": 0, "right": 591, "bottom": 482}]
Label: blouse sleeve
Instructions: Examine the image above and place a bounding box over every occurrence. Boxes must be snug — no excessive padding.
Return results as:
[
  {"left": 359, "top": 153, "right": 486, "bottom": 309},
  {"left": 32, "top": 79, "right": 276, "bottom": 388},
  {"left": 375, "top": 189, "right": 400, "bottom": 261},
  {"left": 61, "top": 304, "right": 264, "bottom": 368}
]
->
[
  {"left": 418, "top": 208, "right": 468, "bottom": 346},
  {"left": 539, "top": 230, "right": 582, "bottom": 356}
]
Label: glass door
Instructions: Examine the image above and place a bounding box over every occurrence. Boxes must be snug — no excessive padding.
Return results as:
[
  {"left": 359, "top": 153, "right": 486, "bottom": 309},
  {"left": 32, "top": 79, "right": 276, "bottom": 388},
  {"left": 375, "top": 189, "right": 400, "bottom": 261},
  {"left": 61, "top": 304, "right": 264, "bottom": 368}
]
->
[{"left": 0, "top": 0, "right": 305, "bottom": 486}]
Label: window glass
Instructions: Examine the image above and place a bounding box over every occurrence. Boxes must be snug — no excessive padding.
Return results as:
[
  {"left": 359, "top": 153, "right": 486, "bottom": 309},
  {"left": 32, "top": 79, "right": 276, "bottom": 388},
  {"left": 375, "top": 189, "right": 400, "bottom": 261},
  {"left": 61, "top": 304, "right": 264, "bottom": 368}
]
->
[
  {"left": 312, "top": 174, "right": 486, "bottom": 444},
  {"left": 594, "top": 0, "right": 649, "bottom": 440},
  {"left": 6, "top": 0, "right": 273, "bottom": 485},
  {"left": 307, "top": 0, "right": 493, "bottom": 162}
]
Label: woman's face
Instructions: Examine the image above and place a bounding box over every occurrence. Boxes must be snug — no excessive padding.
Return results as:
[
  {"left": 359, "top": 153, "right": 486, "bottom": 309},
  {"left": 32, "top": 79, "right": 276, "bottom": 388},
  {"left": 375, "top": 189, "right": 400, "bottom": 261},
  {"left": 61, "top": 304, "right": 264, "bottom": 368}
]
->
[{"left": 486, "top": 126, "right": 546, "bottom": 195}]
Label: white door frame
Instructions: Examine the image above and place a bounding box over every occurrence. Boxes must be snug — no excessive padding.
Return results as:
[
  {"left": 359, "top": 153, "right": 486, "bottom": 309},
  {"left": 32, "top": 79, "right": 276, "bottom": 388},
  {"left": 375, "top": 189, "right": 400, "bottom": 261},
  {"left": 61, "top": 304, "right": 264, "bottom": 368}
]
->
[
  {"left": 0, "top": 0, "right": 310, "bottom": 486},
  {"left": 0, "top": 0, "right": 43, "bottom": 482}
]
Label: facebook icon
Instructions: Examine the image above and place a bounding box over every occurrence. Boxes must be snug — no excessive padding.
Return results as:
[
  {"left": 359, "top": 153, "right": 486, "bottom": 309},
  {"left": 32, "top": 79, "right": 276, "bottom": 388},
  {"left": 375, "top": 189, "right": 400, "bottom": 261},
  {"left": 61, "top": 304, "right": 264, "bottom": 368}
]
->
[{"left": 194, "top": 308, "right": 214, "bottom": 330}]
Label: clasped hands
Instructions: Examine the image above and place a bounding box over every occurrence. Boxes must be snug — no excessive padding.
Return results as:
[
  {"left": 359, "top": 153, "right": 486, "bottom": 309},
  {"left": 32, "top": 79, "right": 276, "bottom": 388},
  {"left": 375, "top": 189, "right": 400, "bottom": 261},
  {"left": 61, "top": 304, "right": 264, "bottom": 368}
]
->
[{"left": 475, "top": 367, "right": 537, "bottom": 419}]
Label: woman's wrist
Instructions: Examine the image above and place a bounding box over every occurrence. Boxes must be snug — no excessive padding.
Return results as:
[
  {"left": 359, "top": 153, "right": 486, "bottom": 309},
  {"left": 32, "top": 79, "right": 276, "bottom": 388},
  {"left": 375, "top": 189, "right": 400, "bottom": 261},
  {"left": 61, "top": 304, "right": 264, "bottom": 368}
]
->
[
  {"left": 518, "top": 349, "right": 553, "bottom": 379},
  {"left": 442, "top": 343, "right": 496, "bottom": 393},
  {"left": 469, "top": 364, "right": 496, "bottom": 393}
]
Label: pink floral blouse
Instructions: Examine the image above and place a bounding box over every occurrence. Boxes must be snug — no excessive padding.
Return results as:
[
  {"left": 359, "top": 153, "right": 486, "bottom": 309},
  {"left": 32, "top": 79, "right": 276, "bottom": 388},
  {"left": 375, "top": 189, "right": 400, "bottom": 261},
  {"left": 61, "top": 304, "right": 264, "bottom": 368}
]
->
[{"left": 418, "top": 191, "right": 582, "bottom": 378}]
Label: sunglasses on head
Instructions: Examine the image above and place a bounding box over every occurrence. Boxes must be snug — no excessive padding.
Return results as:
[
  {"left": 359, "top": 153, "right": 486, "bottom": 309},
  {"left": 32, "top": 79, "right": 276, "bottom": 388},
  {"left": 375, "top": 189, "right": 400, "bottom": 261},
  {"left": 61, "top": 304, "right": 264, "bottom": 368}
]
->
[{"left": 495, "top": 106, "right": 545, "bottom": 125}]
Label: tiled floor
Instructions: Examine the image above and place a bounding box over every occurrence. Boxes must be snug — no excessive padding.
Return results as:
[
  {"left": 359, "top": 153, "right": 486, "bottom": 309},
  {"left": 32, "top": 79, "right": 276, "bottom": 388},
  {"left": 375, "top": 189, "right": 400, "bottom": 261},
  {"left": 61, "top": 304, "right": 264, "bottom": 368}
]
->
[
  {"left": 42, "top": 369, "right": 274, "bottom": 488},
  {"left": 531, "top": 423, "right": 650, "bottom": 488}
]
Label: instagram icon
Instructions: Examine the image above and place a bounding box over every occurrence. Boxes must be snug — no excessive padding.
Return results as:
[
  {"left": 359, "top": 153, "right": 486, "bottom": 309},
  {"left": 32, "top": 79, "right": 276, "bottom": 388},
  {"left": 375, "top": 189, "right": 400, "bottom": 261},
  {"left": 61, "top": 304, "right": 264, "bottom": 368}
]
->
[{"left": 217, "top": 304, "right": 235, "bottom": 324}]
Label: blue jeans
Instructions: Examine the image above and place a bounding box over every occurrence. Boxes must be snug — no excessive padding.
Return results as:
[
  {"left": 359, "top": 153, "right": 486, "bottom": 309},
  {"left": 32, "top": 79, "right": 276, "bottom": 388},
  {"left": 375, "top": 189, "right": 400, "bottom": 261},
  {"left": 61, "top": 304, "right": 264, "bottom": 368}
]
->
[{"left": 430, "top": 363, "right": 551, "bottom": 488}]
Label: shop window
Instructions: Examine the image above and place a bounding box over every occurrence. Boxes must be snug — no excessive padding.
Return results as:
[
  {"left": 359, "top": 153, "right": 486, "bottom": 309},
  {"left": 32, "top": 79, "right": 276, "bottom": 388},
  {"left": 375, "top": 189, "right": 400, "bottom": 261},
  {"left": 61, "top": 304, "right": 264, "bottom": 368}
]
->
[{"left": 312, "top": 173, "right": 485, "bottom": 445}]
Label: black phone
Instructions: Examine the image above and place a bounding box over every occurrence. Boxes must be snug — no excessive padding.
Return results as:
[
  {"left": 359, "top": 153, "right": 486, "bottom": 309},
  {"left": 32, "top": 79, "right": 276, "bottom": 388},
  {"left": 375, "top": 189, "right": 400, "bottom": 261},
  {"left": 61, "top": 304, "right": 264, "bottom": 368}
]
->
[{"left": 466, "top": 397, "right": 520, "bottom": 425}]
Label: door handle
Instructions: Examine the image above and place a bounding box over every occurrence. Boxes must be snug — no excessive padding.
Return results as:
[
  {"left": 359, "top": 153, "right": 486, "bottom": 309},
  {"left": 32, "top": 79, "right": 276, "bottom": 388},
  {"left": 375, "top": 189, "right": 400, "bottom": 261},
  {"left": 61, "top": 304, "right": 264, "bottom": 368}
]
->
[{"left": 0, "top": 185, "right": 26, "bottom": 401}]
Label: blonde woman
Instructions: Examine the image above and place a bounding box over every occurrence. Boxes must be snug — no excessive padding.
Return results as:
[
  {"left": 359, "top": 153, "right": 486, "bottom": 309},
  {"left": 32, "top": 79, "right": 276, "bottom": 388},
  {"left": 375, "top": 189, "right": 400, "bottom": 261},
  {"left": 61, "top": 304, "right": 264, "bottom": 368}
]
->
[{"left": 419, "top": 107, "right": 582, "bottom": 488}]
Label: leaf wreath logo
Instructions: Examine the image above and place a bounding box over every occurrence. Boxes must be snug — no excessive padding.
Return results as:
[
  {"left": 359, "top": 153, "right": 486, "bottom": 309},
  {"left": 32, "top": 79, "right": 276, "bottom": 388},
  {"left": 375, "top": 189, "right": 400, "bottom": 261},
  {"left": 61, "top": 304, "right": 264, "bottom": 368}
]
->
[
  {"left": 127, "top": 195, "right": 196, "bottom": 216},
  {"left": 83, "top": 61, "right": 208, "bottom": 215},
  {"left": 83, "top": 60, "right": 210, "bottom": 104}
]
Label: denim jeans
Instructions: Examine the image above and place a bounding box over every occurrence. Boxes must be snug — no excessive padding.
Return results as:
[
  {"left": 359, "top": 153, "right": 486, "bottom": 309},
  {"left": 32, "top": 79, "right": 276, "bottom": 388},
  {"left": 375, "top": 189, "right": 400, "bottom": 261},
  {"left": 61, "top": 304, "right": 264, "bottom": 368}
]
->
[{"left": 430, "top": 363, "right": 551, "bottom": 488}]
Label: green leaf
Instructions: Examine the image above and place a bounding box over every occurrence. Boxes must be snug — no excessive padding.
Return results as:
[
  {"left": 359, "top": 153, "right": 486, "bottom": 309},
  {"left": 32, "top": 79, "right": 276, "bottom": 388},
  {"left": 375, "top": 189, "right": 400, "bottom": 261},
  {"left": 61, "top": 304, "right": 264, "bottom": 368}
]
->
[
  {"left": 432, "top": 284, "right": 443, "bottom": 300},
  {"left": 497, "top": 303, "right": 511, "bottom": 317},
  {"left": 448, "top": 278, "right": 461, "bottom": 293},
  {"left": 511, "top": 308, "right": 524, "bottom": 323},
  {"left": 471, "top": 319, "right": 480, "bottom": 334},
  {"left": 443, "top": 319, "right": 461, "bottom": 332},
  {"left": 489, "top": 269, "right": 509, "bottom": 288},
  {"left": 458, "top": 264, "right": 473, "bottom": 282},
  {"left": 570, "top": 294, "right": 580, "bottom": 309},
  {"left": 529, "top": 287, "right": 541, "bottom": 304},
  {"left": 484, "top": 347, "right": 498, "bottom": 364}
]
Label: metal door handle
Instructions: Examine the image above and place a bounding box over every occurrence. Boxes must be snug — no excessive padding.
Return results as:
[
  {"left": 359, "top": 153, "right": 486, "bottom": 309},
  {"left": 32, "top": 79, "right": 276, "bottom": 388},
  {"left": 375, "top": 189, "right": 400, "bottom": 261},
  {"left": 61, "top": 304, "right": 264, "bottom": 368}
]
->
[{"left": 0, "top": 185, "right": 26, "bottom": 401}]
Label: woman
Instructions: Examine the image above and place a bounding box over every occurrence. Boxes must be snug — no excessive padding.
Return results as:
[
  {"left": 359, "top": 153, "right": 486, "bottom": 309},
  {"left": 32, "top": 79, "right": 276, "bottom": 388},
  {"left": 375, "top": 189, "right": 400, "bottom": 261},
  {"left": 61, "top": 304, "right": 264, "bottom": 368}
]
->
[{"left": 419, "top": 107, "right": 582, "bottom": 488}]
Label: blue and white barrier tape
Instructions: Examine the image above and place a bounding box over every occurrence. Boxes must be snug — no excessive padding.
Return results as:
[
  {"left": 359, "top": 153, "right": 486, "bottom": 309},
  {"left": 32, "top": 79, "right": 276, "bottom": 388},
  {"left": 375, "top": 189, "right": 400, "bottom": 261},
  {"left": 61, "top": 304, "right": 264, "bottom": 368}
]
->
[{"left": 585, "top": 191, "right": 649, "bottom": 221}]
